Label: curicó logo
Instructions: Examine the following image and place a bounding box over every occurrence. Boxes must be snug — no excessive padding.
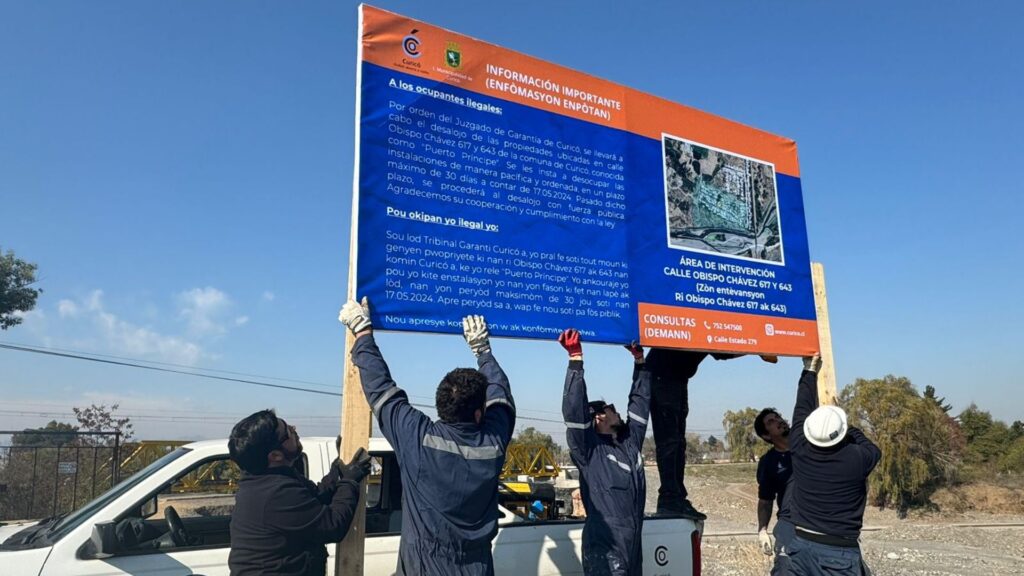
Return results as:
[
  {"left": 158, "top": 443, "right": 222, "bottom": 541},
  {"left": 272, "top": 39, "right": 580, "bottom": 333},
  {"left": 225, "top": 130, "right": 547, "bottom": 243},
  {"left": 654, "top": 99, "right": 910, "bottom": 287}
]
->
[
  {"left": 444, "top": 41, "right": 462, "bottom": 69},
  {"left": 654, "top": 545, "right": 669, "bottom": 566},
  {"left": 402, "top": 29, "right": 421, "bottom": 58}
]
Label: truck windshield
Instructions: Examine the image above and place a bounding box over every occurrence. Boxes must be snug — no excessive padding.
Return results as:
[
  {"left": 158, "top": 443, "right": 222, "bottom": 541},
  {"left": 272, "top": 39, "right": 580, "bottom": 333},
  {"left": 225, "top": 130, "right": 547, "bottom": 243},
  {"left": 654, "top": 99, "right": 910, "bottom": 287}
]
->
[{"left": 43, "top": 447, "right": 191, "bottom": 544}]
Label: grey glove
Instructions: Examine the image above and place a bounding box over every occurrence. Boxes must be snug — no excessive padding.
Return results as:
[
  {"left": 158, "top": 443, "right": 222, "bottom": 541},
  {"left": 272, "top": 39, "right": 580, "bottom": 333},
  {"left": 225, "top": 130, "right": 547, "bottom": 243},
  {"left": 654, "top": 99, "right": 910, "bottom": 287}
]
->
[
  {"left": 338, "top": 297, "right": 372, "bottom": 335},
  {"left": 338, "top": 447, "right": 372, "bottom": 483},
  {"left": 803, "top": 355, "right": 822, "bottom": 373},
  {"left": 462, "top": 315, "right": 491, "bottom": 356}
]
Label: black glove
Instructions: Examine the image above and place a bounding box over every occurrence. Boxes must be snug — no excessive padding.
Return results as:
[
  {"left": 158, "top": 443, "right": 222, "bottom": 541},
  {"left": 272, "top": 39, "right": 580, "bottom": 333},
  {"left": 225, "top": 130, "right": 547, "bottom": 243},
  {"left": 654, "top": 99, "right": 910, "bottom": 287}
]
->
[{"left": 338, "top": 447, "right": 372, "bottom": 483}]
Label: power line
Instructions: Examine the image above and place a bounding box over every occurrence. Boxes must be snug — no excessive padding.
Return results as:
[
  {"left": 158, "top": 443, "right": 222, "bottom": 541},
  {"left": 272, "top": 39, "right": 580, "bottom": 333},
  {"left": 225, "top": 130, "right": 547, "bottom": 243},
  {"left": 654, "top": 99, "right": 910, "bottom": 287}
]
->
[
  {"left": 0, "top": 343, "right": 566, "bottom": 425},
  {"left": 0, "top": 343, "right": 341, "bottom": 397},
  {"left": 0, "top": 341, "right": 341, "bottom": 390}
]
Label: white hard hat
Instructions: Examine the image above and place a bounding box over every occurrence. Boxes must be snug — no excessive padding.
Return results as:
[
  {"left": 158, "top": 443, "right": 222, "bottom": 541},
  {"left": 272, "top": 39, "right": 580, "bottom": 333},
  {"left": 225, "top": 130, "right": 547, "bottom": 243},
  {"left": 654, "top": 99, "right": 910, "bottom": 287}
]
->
[{"left": 804, "top": 405, "right": 848, "bottom": 448}]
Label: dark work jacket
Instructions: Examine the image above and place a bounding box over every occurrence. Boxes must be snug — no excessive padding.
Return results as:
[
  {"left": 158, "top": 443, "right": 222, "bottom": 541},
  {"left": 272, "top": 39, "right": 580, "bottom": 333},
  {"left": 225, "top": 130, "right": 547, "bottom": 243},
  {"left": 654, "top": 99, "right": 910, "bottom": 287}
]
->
[
  {"left": 229, "top": 465, "right": 360, "bottom": 576},
  {"left": 562, "top": 360, "right": 651, "bottom": 576},
  {"left": 352, "top": 334, "right": 515, "bottom": 576},
  {"left": 789, "top": 369, "right": 882, "bottom": 539}
]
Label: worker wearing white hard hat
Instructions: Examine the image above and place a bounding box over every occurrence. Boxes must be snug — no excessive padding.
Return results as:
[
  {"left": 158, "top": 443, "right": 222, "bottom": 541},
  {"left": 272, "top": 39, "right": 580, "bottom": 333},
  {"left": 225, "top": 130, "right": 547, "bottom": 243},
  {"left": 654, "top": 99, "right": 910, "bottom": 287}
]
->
[{"left": 786, "top": 357, "right": 881, "bottom": 576}]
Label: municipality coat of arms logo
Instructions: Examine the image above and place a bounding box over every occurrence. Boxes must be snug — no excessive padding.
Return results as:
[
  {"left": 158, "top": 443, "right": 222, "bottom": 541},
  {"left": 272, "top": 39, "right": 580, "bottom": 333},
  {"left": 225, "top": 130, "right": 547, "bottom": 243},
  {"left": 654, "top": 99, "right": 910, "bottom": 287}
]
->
[{"left": 444, "top": 41, "right": 461, "bottom": 69}]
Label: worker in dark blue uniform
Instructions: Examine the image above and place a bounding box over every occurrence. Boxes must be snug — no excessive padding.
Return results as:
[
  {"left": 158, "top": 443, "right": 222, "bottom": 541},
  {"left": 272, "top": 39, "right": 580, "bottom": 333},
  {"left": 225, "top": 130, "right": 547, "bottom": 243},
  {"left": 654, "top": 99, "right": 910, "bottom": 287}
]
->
[
  {"left": 339, "top": 298, "right": 515, "bottom": 576},
  {"left": 559, "top": 328, "right": 650, "bottom": 576},
  {"left": 788, "top": 356, "right": 881, "bottom": 576}
]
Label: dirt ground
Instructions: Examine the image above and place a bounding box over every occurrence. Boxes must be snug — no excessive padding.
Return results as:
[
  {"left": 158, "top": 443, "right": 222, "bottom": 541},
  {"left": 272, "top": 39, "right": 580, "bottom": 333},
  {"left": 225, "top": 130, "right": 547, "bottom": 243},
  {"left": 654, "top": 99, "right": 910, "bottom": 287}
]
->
[{"left": 644, "top": 463, "right": 1024, "bottom": 576}]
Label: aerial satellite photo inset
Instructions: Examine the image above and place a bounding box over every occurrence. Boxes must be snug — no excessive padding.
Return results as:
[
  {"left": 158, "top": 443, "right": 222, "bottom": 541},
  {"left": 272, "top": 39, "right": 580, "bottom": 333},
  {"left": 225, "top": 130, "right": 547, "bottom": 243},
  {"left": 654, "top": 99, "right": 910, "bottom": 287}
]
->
[{"left": 662, "top": 134, "right": 783, "bottom": 263}]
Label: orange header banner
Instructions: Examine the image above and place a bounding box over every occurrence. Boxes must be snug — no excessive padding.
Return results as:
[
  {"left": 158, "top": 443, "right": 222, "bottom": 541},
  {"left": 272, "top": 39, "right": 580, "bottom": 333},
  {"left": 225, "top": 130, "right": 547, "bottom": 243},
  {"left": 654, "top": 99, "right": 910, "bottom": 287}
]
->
[{"left": 361, "top": 5, "right": 801, "bottom": 176}]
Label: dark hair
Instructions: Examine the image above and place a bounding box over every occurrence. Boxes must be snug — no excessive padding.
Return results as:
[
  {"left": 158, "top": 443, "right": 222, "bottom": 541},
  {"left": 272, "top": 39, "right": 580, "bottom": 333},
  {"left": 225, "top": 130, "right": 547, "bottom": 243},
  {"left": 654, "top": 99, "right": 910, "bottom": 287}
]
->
[
  {"left": 229, "top": 409, "right": 280, "bottom": 474},
  {"left": 435, "top": 368, "right": 488, "bottom": 424},
  {"left": 754, "top": 407, "right": 779, "bottom": 443}
]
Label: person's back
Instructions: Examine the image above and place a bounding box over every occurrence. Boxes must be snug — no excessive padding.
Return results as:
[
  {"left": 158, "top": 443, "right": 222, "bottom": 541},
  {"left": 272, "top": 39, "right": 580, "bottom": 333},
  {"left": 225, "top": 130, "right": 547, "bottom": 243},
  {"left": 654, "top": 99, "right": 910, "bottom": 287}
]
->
[
  {"left": 339, "top": 302, "right": 515, "bottom": 576},
  {"left": 787, "top": 357, "right": 881, "bottom": 575},
  {"left": 789, "top": 364, "right": 880, "bottom": 538},
  {"left": 392, "top": 411, "right": 509, "bottom": 568}
]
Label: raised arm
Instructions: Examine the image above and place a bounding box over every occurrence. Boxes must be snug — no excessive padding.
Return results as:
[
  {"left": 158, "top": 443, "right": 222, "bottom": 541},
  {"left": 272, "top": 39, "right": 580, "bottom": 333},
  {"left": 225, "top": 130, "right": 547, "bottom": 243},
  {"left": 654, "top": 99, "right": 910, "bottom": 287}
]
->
[
  {"left": 269, "top": 450, "right": 371, "bottom": 545},
  {"left": 790, "top": 356, "right": 822, "bottom": 449},
  {"left": 340, "top": 298, "right": 431, "bottom": 460},
  {"left": 846, "top": 426, "right": 882, "bottom": 475},
  {"left": 465, "top": 315, "right": 517, "bottom": 444},
  {"left": 560, "top": 329, "right": 596, "bottom": 462},
  {"left": 623, "top": 342, "right": 651, "bottom": 450}
]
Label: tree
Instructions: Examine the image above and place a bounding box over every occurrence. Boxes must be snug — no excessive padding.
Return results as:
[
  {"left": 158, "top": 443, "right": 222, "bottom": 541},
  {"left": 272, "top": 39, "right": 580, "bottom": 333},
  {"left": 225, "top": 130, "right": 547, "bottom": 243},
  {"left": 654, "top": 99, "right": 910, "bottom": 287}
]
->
[
  {"left": 1011, "top": 420, "right": 1024, "bottom": 441},
  {"left": 841, "top": 376, "right": 963, "bottom": 512},
  {"left": 998, "top": 437, "right": 1024, "bottom": 473},
  {"left": 0, "top": 248, "right": 42, "bottom": 330},
  {"left": 923, "top": 385, "right": 952, "bottom": 413},
  {"left": 11, "top": 420, "right": 79, "bottom": 447},
  {"left": 685, "top": 432, "right": 706, "bottom": 464},
  {"left": 706, "top": 435, "right": 720, "bottom": 451},
  {"left": 73, "top": 404, "right": 134, "bottom": 445},
  {"left": 957, "top": 404, "right": 1010, "bottom": 467},
  {"left": 722, "top": 407, "right": 765, "bottom": 463}
]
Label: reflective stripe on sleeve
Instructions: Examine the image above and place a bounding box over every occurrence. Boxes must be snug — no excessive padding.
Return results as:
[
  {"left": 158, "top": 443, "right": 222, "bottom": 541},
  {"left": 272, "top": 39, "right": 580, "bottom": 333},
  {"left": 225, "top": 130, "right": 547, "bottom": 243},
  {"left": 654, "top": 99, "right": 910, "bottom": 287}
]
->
[
  {"left": 372, "top": 386, "right": 402, "bottom": 413},
  {"left": 628, "top": 411, "right": 647, "bottom": 425},
  {"left": 485, "top": 398, "right": 515, "bottom": 412},
  {"left": 564, "top": 420, "right": 592, "bottom": 430}
]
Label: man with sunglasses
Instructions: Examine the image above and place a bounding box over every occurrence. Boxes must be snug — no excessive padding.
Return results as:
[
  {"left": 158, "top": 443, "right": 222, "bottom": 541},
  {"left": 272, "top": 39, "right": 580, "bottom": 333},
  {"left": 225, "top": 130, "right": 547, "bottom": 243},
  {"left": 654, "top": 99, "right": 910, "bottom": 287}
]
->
[
  {"left": 559, "top": 328, "right": 651, "bottom": 576},
  {"left": 228, "top": 410, "right": 372, "bottom": 576}
]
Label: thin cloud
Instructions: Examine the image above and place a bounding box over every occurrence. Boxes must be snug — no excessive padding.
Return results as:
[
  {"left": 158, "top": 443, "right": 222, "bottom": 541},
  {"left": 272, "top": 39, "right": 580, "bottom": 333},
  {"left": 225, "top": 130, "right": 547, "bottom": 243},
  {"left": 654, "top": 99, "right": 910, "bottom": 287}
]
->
[
  {"left": 89, "top": 291, "right": 203, "bottom": 365},
  {"left": 178, "top": 287, "right": 232, "bottom": 338},
  {"left": 262, "top": 291, "right": 275, "bottom": 302}
]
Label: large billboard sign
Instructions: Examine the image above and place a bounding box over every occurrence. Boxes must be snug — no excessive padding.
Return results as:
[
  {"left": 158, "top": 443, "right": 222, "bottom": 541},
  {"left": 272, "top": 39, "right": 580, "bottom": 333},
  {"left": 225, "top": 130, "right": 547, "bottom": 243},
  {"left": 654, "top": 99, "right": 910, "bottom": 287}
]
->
[{"left": 354, "top": 5, "right": 819, "bottom": 356}]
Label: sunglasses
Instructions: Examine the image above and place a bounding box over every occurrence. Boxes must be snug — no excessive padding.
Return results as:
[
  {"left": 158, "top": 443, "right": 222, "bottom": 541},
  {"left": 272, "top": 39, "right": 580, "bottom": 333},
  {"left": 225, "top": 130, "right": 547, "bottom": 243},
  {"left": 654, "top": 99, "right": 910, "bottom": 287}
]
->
[{"left": 275, "top": 418, "right": 296, "bottom": 446}]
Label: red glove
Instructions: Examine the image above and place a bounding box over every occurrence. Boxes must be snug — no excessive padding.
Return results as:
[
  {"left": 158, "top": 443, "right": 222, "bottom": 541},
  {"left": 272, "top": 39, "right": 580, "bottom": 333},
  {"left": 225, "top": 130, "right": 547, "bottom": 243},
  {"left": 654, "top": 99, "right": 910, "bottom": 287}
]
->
[
  {"left": 624, "top": 341, "right": 644, "bottom": 362},
  {"left": 558, "top": 329, "right": 583, "bottom": 357}
]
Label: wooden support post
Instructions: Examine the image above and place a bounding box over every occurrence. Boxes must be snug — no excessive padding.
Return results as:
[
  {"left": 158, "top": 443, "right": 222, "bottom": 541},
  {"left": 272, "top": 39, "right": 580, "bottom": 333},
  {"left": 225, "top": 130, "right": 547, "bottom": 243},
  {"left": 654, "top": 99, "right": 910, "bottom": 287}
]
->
[
  {"left": 811, "top": 262, "right": 838, "bottom": 405},
  {"left": 335, "top": 330, "right": 372, "bottom": 575}
]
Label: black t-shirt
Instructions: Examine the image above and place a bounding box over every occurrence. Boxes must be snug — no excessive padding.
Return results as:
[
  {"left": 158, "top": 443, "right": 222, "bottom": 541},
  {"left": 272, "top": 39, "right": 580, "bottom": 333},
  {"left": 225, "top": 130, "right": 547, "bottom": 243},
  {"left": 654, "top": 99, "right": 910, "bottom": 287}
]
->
[{"left": 756, "top": 449, "right": 792, "bottom": 521}]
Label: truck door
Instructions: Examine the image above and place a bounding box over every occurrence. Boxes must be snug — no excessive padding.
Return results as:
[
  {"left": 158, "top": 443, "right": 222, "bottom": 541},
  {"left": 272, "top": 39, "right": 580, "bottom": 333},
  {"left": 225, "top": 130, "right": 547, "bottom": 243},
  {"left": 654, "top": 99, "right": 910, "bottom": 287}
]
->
[{"left": 47, "top": 455, "right": 246, "bottom": 576}]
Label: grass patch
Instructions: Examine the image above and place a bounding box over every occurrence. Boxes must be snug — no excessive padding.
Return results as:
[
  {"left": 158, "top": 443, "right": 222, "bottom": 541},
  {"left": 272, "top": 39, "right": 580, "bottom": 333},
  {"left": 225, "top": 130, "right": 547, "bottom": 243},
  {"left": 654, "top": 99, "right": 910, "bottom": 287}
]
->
[{"left": 687, "top": 462, "right": 758, "bottom": 484}]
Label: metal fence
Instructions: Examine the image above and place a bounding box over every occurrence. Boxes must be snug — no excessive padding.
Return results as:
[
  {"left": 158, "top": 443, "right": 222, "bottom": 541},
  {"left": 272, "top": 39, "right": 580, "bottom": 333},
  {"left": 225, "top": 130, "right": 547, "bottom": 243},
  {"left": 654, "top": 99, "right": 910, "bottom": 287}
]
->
[{"left": 0, "top": 430, "right": 122, "bottom": 522}]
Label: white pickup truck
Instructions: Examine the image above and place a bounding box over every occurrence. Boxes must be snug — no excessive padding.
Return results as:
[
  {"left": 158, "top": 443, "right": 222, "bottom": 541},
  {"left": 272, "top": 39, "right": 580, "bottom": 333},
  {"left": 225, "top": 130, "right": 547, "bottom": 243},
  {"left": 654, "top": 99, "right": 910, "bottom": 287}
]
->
[{"left": 0, "top": 437, "right": 702, "bottom": 575}]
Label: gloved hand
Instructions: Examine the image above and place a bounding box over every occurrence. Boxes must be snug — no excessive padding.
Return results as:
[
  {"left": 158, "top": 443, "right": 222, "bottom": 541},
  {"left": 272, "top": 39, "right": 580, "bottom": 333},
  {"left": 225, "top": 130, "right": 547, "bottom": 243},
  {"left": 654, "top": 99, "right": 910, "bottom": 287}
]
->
[
  {"left": 803, "top": 355, "right": 822, "bottom": 373},
  {"left": 338, "top": 447, "right": 372, "bottom": 483},
  {"left": 338, "top": 297, "right": 372, "bottom": 335},
  {"left": 463, "top": 315, "right": 491, "bottom": 356},
  {"left": 558, "top": 329, "right": 583, "bottom": 358},
  {"left": 624, "top": 341, "right": 644, "bottom": 362},
  {"left": 758, "top": 528, "right": 774, "bottom": 555}
]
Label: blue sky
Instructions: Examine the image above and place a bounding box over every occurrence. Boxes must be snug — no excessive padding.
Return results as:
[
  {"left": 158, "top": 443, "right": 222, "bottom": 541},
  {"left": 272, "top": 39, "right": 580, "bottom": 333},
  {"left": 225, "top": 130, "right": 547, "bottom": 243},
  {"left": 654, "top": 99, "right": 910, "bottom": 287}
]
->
[{"left": 2, "top": 1, "right": 1022, "bottom": 443}]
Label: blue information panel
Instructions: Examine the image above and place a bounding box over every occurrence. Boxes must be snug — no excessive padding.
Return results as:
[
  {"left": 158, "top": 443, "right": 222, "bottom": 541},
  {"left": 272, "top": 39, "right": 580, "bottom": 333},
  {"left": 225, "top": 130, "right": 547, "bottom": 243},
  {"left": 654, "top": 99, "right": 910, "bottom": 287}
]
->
[{"left": 354, "top": 6, "right": 818, "bottom": 356}]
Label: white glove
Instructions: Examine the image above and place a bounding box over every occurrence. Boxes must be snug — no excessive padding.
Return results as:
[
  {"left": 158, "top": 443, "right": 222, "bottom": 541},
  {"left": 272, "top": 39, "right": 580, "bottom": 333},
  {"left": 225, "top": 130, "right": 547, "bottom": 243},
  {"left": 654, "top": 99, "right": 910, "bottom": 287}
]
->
[
  {"left": 338, "top": 297, "right": 372, "bottom": 335},
  {"left": 462, "top": 315, "right": 491, "bottom": 356},
  {"left": 758, "top": 528, "right": 774, "bottom": 555},
  {"left": 802, "top": 355, "right": 822, "bottom": 373}
]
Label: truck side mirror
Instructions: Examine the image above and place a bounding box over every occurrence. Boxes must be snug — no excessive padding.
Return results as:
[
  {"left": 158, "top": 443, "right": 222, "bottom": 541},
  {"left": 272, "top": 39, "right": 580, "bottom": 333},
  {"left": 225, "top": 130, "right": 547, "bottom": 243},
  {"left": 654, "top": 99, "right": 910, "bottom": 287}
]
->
[
  {"left": 140, "top": 495, "right": 158, "bottom": 518},
  {"left": 89, "top": 522, "right": 120, "bottom": 559}
]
